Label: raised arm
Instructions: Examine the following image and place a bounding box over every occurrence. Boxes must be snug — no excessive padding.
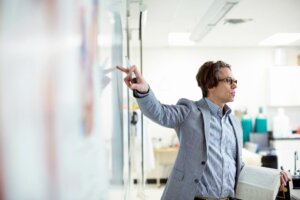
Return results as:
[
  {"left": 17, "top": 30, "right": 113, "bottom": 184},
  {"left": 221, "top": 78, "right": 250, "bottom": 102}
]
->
[{"left": 116, "top": 65, "right": 190, "bottom": 128}]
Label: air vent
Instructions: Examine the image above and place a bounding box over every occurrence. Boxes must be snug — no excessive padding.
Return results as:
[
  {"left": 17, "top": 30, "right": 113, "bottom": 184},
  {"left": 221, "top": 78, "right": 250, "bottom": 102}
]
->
[{"left": 224, "top": 18, "right": 253, "bottom": 24}]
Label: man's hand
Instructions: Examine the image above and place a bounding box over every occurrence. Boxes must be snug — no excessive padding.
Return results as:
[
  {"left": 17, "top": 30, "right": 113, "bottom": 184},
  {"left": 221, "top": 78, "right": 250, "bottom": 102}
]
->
[
  {"left": 116, "top": 65, "right": 149, "bottom": 93},
  {"left": 279, "top": 170, "right": 291, "bottom": 191}
]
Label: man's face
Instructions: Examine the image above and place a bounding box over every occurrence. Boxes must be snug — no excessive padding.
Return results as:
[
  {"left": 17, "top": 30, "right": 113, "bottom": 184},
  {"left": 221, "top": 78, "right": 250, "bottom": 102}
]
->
[{"left": 208, "top": 67, "right": 237, "bottom": 105}]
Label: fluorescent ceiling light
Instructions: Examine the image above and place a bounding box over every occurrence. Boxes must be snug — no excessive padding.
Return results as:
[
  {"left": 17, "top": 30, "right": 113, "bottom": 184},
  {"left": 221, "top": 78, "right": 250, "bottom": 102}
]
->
[
  {"left": 259, "top": 33, "right": 300, "bottom": 46},
  {"left": 190, "top": 0, "right": 240, "bottom": 42},
  {"left": 168, "top": 32, "right": 196, "bottom": 46}
]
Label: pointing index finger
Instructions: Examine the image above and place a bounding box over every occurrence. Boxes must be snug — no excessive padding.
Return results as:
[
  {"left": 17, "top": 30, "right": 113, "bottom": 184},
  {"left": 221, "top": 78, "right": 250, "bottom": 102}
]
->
[{"left": 116, "top": 66, "right": 129, "bottom": 73}]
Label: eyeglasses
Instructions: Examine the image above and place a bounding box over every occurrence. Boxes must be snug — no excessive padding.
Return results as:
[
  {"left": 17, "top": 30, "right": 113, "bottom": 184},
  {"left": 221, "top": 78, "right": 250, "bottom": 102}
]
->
[{"left": 218, "top": 77, "right": 237, "bottom": 85}]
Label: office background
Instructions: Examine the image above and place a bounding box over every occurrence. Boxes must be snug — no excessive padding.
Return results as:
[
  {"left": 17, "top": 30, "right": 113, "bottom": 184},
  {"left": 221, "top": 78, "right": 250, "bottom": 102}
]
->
[{"left": 0, "top": 0, "right": 300, "bottom": 200}]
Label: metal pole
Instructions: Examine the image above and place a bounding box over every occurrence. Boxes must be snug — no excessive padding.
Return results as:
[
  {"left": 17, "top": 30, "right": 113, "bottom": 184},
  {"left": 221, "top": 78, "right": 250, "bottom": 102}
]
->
[{"left": 139, "top": 10, "right": 145, "bottom": 188}]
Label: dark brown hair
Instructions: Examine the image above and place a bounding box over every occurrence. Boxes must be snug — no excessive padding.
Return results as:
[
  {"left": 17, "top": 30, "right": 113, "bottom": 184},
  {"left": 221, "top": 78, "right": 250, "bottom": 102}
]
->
[{"left": 196, "top": 60, "right": 231, "bottom": 97}]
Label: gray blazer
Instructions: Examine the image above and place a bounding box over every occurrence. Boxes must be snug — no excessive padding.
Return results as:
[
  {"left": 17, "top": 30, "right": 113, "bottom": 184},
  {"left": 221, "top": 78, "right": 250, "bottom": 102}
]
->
[{"left": 136, "top": 90, "right": 244, "bottom": 200}]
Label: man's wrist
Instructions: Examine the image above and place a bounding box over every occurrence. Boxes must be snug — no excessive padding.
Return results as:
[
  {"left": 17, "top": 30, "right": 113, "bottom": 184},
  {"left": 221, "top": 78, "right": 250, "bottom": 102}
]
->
[
  {"left": 134, "top": 86, "right": 150, "bottom": 98},
  {"left": 137, "top": 87, "right": 149, "bottom": 94}
]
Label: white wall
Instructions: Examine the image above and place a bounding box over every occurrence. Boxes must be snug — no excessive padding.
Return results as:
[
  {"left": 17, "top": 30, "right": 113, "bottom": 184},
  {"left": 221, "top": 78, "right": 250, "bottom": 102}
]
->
[{"left": 138, "top": 47, "right": 300, "bottom": 144}]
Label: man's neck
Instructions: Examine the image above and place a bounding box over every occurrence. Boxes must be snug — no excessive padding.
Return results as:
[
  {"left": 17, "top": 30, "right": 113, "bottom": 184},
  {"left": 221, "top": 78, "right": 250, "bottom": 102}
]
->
[{"left": 206, "top": 96, "right": 225, "bottom": 109}]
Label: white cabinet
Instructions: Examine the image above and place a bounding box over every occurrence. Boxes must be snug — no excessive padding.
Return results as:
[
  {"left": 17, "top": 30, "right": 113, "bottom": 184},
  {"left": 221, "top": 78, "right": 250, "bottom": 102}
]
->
[{"left": 267, "top": 66, "right": 300, "bottom": 106}]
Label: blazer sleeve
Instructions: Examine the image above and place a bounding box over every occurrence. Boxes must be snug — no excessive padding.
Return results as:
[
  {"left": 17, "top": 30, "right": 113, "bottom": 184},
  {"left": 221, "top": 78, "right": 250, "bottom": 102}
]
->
[{"left": 136, "top": 89, "right": 191, "bottom": 128}]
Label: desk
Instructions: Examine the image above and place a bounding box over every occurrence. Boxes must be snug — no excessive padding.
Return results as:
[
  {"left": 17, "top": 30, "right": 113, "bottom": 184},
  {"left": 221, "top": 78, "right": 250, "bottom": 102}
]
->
[{"left": 154, "top": 147, "right": 178, "bottom": 186}]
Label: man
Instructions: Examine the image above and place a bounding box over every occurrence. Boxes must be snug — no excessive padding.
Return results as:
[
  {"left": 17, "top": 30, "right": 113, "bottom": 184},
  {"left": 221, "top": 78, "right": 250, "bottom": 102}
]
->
[{"left": 117, "top": 61, "right": 289, "bottom": 200}]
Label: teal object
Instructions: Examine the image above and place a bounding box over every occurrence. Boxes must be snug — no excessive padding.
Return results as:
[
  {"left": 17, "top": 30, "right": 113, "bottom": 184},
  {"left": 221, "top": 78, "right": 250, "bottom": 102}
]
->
[
  {"left": 241, "top": 117, "right": 252, "bottom": 143},
  {"left": 255, "top": 107, "right": 267, "bottom": 133},
  {"left": 255, "top": 118, "right": 267, "bottom": 133}
]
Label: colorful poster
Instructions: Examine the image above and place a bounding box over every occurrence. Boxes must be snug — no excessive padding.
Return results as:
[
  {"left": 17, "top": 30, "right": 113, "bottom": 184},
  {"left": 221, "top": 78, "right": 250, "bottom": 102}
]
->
[{"left": 79, "top": 0, "right": 99, "bottom": 136}]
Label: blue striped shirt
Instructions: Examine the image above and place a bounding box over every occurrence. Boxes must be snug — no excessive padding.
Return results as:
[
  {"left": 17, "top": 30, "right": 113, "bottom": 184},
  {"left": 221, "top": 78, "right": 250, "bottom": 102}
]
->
[{"left": 196, "top": 98, "right": 237, "bottom": 198}]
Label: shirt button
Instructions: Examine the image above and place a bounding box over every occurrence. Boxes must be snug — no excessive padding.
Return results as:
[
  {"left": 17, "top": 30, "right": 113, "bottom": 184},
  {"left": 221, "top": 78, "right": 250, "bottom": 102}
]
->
[
  {"left": 201, "top": 161, "right": 206, "bottom": 165},
  {"left": 194, "top": 179, "right": 199, "bottom": 183}
]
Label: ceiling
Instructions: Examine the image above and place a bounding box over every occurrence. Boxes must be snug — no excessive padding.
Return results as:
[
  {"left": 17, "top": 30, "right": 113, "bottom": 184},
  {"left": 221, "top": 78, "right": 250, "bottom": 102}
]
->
[{"left": 128, "top": 0, "right": 300, "bottom": 47}]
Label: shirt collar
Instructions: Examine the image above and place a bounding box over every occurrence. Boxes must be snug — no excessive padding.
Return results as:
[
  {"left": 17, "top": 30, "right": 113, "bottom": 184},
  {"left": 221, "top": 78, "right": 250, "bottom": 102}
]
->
[{"left": 204, "top": 98, "right": 231, "bottom": 118}]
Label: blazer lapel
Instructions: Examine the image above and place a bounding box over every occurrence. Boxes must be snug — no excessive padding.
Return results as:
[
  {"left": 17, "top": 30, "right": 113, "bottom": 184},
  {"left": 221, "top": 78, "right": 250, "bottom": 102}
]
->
[
  {"left": 228, "top": 115, "right": 242, "bottom": 150},
  {"left": 196, "top": 99, "right": 211, "bottom": 154},
  {"left": 229, "top": 114, "right": 243, "bottom": 177}
]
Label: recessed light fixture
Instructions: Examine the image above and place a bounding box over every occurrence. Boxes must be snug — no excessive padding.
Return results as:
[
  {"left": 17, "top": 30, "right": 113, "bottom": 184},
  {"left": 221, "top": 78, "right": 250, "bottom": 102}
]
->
[
  {"left": 190, "top": 0, "right": 240, "bottom": 42},
  {"left": 259, "top": 33, "right": 300, "bottom": 46}
]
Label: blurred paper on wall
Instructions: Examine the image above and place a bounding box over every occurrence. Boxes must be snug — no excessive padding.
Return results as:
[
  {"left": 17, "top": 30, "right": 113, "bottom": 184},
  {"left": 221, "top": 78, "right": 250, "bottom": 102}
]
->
[{"left": 0, "top": 0, "right": 109, "bottom": 199}]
